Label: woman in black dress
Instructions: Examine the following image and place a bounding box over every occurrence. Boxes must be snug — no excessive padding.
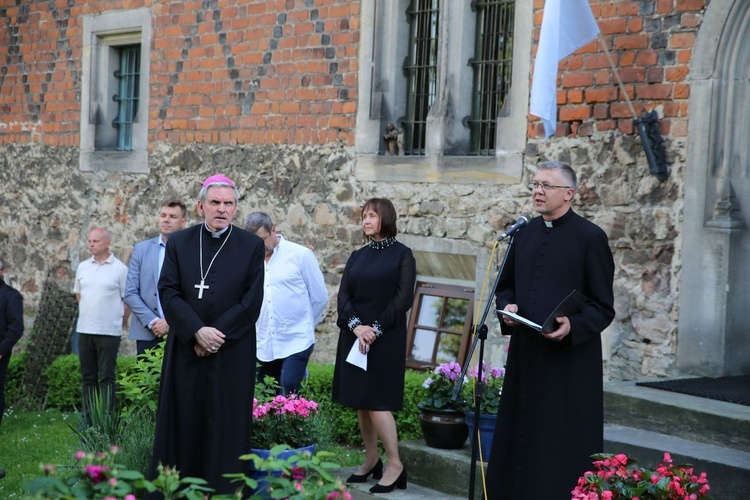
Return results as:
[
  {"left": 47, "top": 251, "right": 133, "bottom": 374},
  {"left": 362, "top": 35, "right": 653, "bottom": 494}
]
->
[{"left": 332, "top": 198, "right": 416, "bottom": 494}]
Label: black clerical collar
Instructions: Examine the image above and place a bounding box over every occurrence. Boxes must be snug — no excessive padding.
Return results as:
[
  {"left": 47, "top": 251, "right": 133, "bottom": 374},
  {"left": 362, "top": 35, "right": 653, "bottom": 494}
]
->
[
  {"left": 203, "top": 223, "right": 230, "bottom": 239},
  {"left": 542, "top": 209, "right": 574, "bottom": 228}
]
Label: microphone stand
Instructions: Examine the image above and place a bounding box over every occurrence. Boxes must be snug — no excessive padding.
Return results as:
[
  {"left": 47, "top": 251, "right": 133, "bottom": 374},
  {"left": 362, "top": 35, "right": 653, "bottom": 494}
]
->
[{"left": 451, "top": 233, "right": 516, "bottom": 500}]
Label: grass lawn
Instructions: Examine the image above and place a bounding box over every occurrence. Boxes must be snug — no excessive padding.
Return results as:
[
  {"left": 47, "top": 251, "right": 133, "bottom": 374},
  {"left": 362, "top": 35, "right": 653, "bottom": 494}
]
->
[{"left": 0, "top": 407, "right": 78, "bottom": 498}]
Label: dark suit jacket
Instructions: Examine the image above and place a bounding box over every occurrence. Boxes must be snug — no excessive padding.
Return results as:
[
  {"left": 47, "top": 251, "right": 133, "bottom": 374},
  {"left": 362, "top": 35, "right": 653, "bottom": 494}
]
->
[{"left": 0, "top": 280, "right": 24, "bottom": 358}]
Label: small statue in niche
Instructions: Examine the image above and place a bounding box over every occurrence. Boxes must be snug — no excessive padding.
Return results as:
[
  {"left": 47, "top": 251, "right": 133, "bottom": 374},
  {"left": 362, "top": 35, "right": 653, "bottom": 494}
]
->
[{"left": 383, "top": 122, "right": 403, "bottom": 156}]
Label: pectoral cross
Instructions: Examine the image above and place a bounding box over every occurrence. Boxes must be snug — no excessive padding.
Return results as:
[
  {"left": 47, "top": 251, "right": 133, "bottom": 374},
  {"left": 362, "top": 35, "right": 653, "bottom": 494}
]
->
[{"left": 195, "top": 279, "right": 209, "bottom": 299}]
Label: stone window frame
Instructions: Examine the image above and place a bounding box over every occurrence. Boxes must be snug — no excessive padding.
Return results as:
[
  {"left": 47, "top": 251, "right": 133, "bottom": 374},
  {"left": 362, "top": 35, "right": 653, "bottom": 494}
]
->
[
  {"left": 79, "top": 8, "right": 151, "bottom": 173},
  {"left": 354, "top": 0, "right": 533, "bottom": 185}
]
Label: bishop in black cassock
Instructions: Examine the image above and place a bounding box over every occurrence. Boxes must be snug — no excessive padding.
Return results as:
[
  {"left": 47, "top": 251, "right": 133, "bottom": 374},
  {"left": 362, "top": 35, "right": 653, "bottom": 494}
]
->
[
  {"left": 486, "top": 162, "right": 615, "bottom": 499},
  {"left": 150, "top": 176, "right": 265, "bottom": 496}
]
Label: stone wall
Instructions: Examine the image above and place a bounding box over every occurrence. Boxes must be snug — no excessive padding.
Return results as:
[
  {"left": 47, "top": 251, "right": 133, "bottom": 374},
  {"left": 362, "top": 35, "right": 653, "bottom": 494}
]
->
[
  {"left": 0, "top": 0, "right": 709, "bottom": 379},
  {"left": 0, "top": 129, "right": 685, "bottom": 380}
]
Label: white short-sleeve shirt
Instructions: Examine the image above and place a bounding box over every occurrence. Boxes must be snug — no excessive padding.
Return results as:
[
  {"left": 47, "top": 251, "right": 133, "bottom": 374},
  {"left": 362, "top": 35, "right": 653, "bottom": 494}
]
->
[{"left": 74, "top": 253, "right": 129, "bottom": 336}]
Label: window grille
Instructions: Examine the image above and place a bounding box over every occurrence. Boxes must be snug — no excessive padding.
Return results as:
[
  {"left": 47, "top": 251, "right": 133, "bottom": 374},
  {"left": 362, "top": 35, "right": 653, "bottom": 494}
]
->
[
  {"left": 468, "top": 0, "right": 515, "bottom": 155},
  {"left": 403, "top": 0, "right": 440, "bottom": 156},
  {"left": 113, "top": 45, "right": 140, "bottom": 151}
]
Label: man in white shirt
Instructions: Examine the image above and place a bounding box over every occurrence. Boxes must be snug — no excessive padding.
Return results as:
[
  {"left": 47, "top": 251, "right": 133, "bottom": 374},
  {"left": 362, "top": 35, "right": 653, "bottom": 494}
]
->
[
  {"left": 74, "top": 227, "right": 129, "bottom": 416},
  {"left": 125, "top": 200, "right": 187, "bottom": 356},
  {"left": 244, "top": 212, "right": 328, "bottom": 394}
]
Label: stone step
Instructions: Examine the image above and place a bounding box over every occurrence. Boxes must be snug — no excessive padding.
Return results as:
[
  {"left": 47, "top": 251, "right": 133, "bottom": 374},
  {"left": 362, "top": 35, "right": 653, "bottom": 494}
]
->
[
  {"left": 397, "top": 440, "right": 488, "bottom": 499},
  {"left": 604, "top": 381, "right": 750, "bottom": 452},
  {"left": 604, "top": 424, "right": 750, "bottom": 499},
  {"left": 338, "top": 465, "right": 466, "bottom": 500}
]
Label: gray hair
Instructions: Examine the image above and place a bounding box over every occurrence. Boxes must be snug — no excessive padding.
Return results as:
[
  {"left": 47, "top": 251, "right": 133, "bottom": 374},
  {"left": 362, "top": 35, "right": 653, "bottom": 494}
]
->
[
  {"left": 244, "top": 212, "right": 274, "bottom": 233},
  {"left": 538, "top": 161, "right": 578, "bottom": 191},
  {"left": 199, "top": 182, "right": 239, "bottom": 203}
]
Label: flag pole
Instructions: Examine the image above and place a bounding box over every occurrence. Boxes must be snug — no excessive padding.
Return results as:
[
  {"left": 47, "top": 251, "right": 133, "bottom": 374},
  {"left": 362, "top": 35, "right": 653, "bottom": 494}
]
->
[
  {"left": 597, "top": 33, "right": 637, "bottom": 119},
  {"left": 597, "top": 32, "right": 669, "bottom": 180}
]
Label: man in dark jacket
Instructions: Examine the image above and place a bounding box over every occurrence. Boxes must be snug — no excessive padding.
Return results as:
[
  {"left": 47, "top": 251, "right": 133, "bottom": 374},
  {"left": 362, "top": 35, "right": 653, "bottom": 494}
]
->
[
  {"left": 0, "top": 255, "right": 24, "bottom": 480},
  {"left": 486, "top": 161, "right": 615, "bottom": 498}
]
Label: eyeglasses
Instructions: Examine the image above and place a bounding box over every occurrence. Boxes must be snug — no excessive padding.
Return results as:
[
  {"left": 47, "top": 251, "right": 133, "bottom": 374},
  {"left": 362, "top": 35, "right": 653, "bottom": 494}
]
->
[{"left": 528, "top": 181, "right": 572, "bottom": 192}]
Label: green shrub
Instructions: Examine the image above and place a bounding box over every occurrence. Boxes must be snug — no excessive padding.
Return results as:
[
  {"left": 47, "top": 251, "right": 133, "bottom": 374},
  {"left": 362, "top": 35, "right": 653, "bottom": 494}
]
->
[
  {"left": 118, "top": 343, "right": 164, "bottom": 417},
  {"left": 45, "top": 354, "right": 81, "bottom": 410},
  {"left": 44, "top": 354, "right": 141, "bottom": 410},
  {"left": 6, "top": 351, "right": 28, "bottom": 405},
  {"left": 299, "top": 364, "right": 428, "bottom": 445}
]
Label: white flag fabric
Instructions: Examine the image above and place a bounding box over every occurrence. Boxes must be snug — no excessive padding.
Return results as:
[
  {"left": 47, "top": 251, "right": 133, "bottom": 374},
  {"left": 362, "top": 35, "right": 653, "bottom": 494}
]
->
[{"left": 529, "top": 0, "right": 600, "bottom": 137}]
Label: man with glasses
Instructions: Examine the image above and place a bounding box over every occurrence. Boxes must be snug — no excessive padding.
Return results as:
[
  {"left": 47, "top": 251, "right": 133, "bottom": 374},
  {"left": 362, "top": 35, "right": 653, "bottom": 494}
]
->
[
  {"left": 0, "top": 255, "right": 23, "bottom": 480},
  {"left": 486, "top": 161, "right": 615, "bottom": 498},
  {"left": 244, "top": 212, "right": 328, "bottom": 395}
]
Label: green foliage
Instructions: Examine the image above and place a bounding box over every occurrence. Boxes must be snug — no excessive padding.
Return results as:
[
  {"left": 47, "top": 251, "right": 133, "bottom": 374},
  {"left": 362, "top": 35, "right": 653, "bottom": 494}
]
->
[
  {"left": 24, "top": 447, "right": 213, "bottom": 500},
  {"left": 118, "top": 343, "right": 165, "bottom": 417},
  {"left": 224, "top": 445, "right": 352, "bottom": 500},
  {"left": 299, "top": 364, "right": 424, "bottom": 445},
  {"left": 44, "top": 355, "right": 139, "bottom": 411},
  {"left": 45, "top": 354, "right": 82, "bottom": 410},
  {"left": 71, "top": 389, "right": 124, "bottom": 453},
  {"left": 6, "top": 351, "right": 27, "bottom": 404},
  {"left": 299, "top": 364, "right": 359, "bottom": 445},
  {"left": 115, "top": 406, "right": 156, "bottom": 475},
  {"left": 397, "top": 369, "right": 425, "bottom": 440}
]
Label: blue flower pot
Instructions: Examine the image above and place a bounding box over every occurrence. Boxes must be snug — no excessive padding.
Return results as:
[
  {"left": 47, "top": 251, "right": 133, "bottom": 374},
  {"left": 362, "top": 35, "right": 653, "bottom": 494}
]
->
[
  {"left": 249, "top": 444, "right": 316, "bottom": 494},
  {"left": 463, "top": 412, "right": 497, "bottom": 460}
]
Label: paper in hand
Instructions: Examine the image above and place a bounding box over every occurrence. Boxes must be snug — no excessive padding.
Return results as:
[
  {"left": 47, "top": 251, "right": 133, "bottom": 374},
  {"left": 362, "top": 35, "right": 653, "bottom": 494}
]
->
[{"left": 346, "top": 341, "right": 368, "bottom": 371}]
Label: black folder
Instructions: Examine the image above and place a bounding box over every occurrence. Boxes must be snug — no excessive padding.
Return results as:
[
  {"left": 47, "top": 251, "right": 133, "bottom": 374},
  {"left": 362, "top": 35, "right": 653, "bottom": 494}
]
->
[{"left": 498, "top": 290, "right": 587, "bottom": 333}]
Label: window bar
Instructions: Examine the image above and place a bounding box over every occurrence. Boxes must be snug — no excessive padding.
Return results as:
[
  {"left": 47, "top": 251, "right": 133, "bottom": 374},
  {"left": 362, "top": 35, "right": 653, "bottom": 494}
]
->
[
  {"left": 404, "top": 0, "right": 439, "bottom": 155},
  {"left": 469, "top": 0, "right": 515, "bottom": 156},
  {"left": 113, "top": 45, "right": 140, "bottom": 151}
]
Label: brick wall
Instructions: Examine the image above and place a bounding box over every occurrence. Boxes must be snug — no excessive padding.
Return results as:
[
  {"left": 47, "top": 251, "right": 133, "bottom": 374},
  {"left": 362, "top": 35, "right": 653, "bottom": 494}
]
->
[
  {"left": 529, "top": 0, "right": 704, "bottom": 138},
  {"left": 0, "top": 0, "right": 359, "bottom": 147}
]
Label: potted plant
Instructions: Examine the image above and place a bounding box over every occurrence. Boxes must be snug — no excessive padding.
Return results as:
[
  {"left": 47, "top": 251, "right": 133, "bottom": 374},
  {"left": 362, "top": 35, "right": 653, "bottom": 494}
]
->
[
  {"left": 461, "top": 362, "right": 505, "bottom": 460},
  {"left": 249, "top": 378, "right": 326, "bottom": 489},
  {"left": 571, "top": 452, "right": 711, "bottom": 499},
  {"left": 418, "top": 361, "right": 470, "bottom": 449}
]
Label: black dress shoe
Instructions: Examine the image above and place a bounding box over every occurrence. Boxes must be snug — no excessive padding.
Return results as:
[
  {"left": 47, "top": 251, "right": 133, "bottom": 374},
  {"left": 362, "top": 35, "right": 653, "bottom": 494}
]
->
[
  {"left": 369, "top": 465, "right": 407, "bottom": 493},
  {"left": 346, "top": 458, "right": 383, "bottom": 483},
  {"left": 0, "top": 469, "right": 5, "bottom": 479}
]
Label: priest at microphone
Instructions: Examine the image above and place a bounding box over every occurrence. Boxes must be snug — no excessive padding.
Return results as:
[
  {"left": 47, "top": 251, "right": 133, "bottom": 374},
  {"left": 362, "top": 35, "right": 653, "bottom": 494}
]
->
[{"left": 486, "top": 161, "right": 615, "bottom": 499}]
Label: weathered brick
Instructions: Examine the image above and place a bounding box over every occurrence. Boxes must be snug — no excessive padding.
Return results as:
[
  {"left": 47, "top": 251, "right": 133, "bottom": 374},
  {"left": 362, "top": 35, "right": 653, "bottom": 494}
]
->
[
  {"left": 585, "top": 87, "right": 618, "bottom": 103},
  {"left": 670, "top": 32, "right": 695, "bottom": 49},
  {"left": 559, "top": 105, "right": 591, "bottom": 122},
  {"left": 666, "top": 66, "right": 689, "bottom": 82},
  {"left": 676, "top": 0, "right": 705, "bottom": 11},
  {"left": 614, "top": 34, "right": 650, "bottom": 50},
  {"left": 636, "top": 83, "right": 673, "bottom": 100}
]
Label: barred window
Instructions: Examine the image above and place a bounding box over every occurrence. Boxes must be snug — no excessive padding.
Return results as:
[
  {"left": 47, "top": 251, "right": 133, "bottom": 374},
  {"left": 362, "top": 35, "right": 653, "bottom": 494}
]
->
[
  {"left": 469, "top": 0, "right": 515, "bottom": 155},
  {"left": 113, "top": 45, "right": 140, "bottom": 151},
  {"left": 403, "top": 0, "right": 440, "bottom": 156}
]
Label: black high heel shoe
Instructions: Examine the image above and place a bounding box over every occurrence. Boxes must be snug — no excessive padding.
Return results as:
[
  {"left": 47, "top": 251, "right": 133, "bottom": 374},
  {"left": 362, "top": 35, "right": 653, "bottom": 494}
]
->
[
  {"left": 346, "top": 458, "right": 383, "bottom": 483},
  {"left": 369, "top": 465, "right": 407, "bottom": 493}
]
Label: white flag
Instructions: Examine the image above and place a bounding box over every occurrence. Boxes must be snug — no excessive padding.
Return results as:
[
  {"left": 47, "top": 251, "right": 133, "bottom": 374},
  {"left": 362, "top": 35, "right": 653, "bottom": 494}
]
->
[{"left": 529, "top": 0, "right": 600, "bottom": 138}]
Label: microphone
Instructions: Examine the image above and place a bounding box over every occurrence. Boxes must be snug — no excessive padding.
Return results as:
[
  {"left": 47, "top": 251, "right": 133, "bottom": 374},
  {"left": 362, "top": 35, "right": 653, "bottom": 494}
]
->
[{"left": 498, "top": 214, "right": 531, "bottom": 241}]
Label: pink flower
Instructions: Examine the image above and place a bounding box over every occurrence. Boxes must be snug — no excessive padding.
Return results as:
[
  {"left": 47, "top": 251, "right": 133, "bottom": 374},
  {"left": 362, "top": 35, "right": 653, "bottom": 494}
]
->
[
  {"left": 601, "top": 491, "right": 613, "bottom": 499},
  {"left": 75, "top": 451, "right": 86, "bottom": 460},
  {"left": 82, "top": 464, "right": 110, "bottom": 484},
  {"left": 125, "top": 496, "right": 136, "bottom": 500}
]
